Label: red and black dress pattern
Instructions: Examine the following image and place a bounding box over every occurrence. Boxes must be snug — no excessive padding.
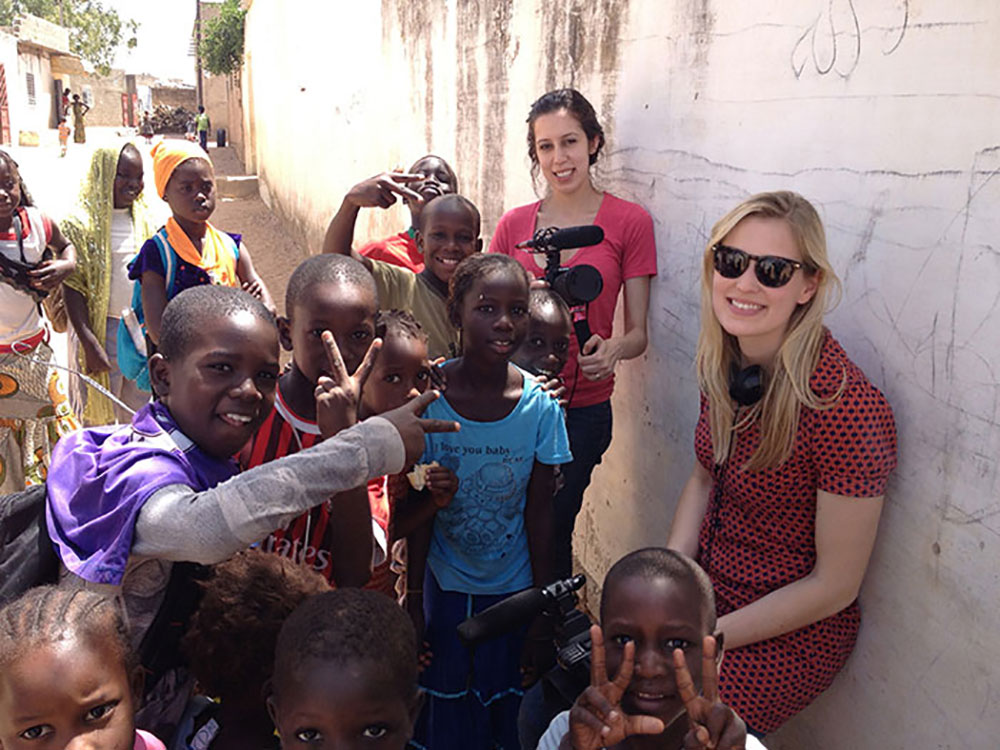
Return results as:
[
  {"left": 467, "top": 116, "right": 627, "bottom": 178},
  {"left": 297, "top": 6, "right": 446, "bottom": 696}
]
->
[{"left": 695, "top": 330, "right": 897, "bottom": 732}]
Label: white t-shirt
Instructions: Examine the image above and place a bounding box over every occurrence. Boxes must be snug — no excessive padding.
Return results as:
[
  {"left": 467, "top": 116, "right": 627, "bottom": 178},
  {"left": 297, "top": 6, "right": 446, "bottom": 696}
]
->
[
  {"left": 537, "top": 710, "right": 768, "bottom": 750},
  {"left": 0, "top": 206, "right": 50, "bottom": 346},
  {"left": 107, "top": 208, "right": 136, "bottom": 319}
]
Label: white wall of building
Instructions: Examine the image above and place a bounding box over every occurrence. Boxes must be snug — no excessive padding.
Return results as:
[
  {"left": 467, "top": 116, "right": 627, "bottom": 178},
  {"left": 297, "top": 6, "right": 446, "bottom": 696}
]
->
[
  {"left": 242, "top": 2, "right": 1000, "bottom": 746},
  {"left": 15, "top": 48, "right": 54, "bottom": 136}
]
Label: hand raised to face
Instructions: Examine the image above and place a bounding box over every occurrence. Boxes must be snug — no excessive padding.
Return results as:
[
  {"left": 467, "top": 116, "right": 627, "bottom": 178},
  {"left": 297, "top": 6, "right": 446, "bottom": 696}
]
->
[
  {"left": 346, "top": 171, "right": 425, "bottom": 210},
  {"left": 676, "top": 636, "right": 748, "bottom": 750},
  {"left": 315, "top": 330, "right": 380, "bottom": 439},
  {"left": 566, "top": 624, "right": 666, "bottom": 750}
]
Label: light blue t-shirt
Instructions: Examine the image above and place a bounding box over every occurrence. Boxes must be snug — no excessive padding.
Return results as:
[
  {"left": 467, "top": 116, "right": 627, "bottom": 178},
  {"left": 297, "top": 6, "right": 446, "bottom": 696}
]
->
[{"left": 424, "top": 370, "right": 572, "bottom": 595}]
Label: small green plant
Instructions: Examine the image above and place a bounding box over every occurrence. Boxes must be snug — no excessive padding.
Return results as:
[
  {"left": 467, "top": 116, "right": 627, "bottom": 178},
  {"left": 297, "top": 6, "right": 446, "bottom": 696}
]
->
[{"left": 200, "top": 0, "right": 246, "bottom": 77}]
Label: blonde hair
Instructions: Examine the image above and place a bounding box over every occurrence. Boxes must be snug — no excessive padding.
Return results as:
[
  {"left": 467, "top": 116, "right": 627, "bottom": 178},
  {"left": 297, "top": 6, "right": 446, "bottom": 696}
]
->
[{"left": 695, "top": 191, "right": 844, "bottom": 469}]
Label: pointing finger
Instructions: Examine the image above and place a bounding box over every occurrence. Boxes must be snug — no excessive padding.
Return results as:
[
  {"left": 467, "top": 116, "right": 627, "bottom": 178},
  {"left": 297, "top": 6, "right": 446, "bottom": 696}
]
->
[
  {"left": 673, "top": 648, "right": 699, "bottom": 709},
  {"left": 417, "top": 417, "right": 461, "bottom": 434},
  {"left": 589, "top": 624, "right": 607, "bottom": 687},
  {"left": 352, "top": 338, "right": 382, "bottom": 393},
  {"left": 702, "top": 636, "right": 719, "bottom": 704},
  {"left": 321, "top": 331, "right": 349, "bottom": 384},
  {"left": 386, "top": 172, "right": 425, "bottom": 182},
  {"left": 406, "top": 389, "right": 440, "bottom": 416},
  {"left": 384, "top": 180, "right": 424, "bottom": 203},
  {"left": 610, "top": 640, "right": 636, "bottom": 701}
]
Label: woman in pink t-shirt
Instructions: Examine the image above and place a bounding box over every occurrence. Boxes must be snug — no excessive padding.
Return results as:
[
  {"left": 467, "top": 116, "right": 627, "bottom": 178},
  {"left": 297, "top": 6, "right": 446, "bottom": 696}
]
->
[{"left": 491, "top": 88, "right": 657, "bottom": 580}]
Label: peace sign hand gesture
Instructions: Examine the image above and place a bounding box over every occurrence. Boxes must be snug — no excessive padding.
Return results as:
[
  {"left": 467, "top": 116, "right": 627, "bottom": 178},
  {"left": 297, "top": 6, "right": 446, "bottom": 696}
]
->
[
  {"left": 676, "top": 636, "right": 748, "bottom": 750},
  {"left": 315, "top": 331, "right": 381, "bottom": 439},
  {"left": 565, "top": 625, "right": 665, "bottom": 750},
  {"left": 345, "top": 171, "right": 425, "bottom": 210}
]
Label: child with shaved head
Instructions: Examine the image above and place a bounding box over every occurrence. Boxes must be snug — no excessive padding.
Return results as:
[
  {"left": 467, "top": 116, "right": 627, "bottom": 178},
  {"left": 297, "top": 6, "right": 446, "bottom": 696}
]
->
[
  {"left": 44, "top": 285, "right": 457, "bottom": 734},
  {"left": 538, "top": 548, "right": 763, "bottom": 750},
  {"left": 269, "top": 589, "right": 423, "bottom": 748}
]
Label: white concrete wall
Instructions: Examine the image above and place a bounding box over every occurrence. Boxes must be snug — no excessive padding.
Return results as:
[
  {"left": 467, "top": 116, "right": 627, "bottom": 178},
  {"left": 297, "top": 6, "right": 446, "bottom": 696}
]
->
[
  {"left": 242, "top": 2, "right": 1000, "bottom": 746},
  {"left": 0, "top": 32, "right": 19, "bottom": 143},
  {"left": 15, "top": 49, "right": 54, "bottom": 135}
]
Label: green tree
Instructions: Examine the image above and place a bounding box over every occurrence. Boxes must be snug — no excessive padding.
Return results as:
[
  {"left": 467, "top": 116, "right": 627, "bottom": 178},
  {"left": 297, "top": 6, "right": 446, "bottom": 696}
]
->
[
  {"left": 199, "top": 0, "right": 246, "bottom": 76},
  {"left": 0, "top": 0, "right": 138, "bottom": 76}
]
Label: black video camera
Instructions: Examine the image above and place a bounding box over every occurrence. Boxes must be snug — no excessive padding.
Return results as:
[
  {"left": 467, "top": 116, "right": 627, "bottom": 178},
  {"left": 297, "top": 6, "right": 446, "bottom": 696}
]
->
[
  {"left": 457, "top": 573, "right": 593, "bottom": 680},
  {"left": 458, "top": 575, "right": 594, "bottom": 744},
  {"left": 516, "top": 226, "right": 605, "bottom": 346}
]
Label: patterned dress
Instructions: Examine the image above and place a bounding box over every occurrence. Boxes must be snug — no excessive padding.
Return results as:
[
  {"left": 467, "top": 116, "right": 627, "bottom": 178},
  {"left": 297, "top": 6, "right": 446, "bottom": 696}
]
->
[
  {"left": 0, "top": 206, "right": 80, "bottom": 492},
  {"left": 695, "top": 330, "right": 897, "bottom": 732}
]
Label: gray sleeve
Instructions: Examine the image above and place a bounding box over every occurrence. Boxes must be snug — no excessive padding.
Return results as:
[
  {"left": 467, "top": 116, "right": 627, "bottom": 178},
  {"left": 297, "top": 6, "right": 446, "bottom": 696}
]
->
[{"left": 132, "top": 416, "right": 405, "bottom": 563}]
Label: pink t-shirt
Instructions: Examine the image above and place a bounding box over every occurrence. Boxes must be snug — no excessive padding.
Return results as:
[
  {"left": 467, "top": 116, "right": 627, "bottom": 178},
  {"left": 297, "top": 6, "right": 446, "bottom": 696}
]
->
[
  {"left": 135, "top": 729, "right": 166, "bottom": 750},
  {"left": 491, "top": 193, "right": 657, "bottom": 407}
]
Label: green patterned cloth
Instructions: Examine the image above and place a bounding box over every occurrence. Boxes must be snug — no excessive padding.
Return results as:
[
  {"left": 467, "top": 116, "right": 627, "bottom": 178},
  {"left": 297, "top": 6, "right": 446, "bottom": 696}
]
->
[{"left": 62, "top": 146, "right": 159, "bottom": 425}]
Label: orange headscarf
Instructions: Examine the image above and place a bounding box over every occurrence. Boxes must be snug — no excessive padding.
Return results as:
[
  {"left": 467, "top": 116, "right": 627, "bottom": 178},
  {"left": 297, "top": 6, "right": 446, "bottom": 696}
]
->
[
  {"left": 152, "top": 141, "right": 238, "bottom": 288},
  {"left": 152, "top": 139, "right": 212, "bottom": 198}
]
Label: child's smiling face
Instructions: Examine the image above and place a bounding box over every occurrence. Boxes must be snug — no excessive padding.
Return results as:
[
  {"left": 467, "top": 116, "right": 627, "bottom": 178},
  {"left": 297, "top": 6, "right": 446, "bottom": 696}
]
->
[
  {"left": 0, "top": 637, "right": 137, "bottom": 750},
  {"left": 0, "top": 160, "right": 21, "bottom": 220},
  {"left": 360, "top": 334, "right": 430, "bottom": 417},
  {"left": 406, "top": 156, "right": 457, "bottom": 215},
  {"left": 458, "top": 270, "right": 530, "bottom": 362},
  {"left": 514, "top": 302, "right": 572, "bottom": 377},
  {"left": 417, "top": 200, "right": 482, "bottom": 285},
  {"left": 601, "top": 574, "right": 708, "bottom": 730},
  {"left": 280, "top": 281, "right": 377, "bottom": 386},
  {"left": 269, "top": 657, "right": 420, "bottom": 750},
  {"left": 152, "top": 311, "right": 280, "bottom": 458},
  {"left": 113, "top": 150, "right": 144, "bottom": 209},
  {"left": 163, "top": 157, "right": 215, "bottom": 225}
]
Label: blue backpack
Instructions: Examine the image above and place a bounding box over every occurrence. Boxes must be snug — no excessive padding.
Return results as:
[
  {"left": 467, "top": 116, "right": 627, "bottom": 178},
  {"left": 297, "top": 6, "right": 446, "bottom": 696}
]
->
[{"left": 116, "top": 231, "right": 179, "bottom": 393}]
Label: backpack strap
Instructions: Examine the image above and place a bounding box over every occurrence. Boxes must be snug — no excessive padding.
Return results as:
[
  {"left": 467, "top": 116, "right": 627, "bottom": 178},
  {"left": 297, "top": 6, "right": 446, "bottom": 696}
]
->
[
  {"left": 151, "top": 228, "right": 178, "bottom": 299},
  {"left": 11, "top": 209, "right": 24, "bottom": 263}
]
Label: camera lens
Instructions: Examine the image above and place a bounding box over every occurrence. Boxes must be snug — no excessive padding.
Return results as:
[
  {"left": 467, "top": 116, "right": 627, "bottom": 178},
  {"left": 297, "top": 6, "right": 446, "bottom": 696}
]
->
[{"left": 552, "top": 265, "right": 603, "bottom": 306}]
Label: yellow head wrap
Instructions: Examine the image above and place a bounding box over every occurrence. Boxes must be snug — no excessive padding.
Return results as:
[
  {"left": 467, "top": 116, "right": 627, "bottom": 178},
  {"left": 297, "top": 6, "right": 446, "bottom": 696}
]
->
[{"left": 152, "top": 139, "right": 213, "bottom": 198}]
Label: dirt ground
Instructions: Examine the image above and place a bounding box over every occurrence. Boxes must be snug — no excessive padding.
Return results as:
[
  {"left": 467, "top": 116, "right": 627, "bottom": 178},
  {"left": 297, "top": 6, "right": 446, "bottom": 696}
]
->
[{"left": 209, "top": 146, "right": 311, "bottom": 316}]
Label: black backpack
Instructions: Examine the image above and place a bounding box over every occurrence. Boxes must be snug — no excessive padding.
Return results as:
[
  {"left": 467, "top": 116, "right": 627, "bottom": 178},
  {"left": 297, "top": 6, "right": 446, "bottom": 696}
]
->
[{"left": 0, "top": 484, "right": 59, "bottom": 607}]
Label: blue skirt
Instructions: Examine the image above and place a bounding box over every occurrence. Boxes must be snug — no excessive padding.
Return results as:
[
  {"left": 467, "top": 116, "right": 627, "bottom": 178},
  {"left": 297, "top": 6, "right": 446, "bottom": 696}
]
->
[{"left": 412, "top": 569, "right": 525, "bottom": 750}]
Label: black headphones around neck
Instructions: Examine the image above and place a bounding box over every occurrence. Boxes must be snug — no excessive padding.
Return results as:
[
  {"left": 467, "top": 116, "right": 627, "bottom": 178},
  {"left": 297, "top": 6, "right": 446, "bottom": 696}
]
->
[{"left": 729, "top": 363, "right": 765, "bottom": 407}]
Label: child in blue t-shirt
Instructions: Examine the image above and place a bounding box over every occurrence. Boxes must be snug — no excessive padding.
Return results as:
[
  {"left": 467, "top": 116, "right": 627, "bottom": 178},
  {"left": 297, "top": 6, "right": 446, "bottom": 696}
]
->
[{"left": 408, "top": 253, "right": 571, "bottom": 750}]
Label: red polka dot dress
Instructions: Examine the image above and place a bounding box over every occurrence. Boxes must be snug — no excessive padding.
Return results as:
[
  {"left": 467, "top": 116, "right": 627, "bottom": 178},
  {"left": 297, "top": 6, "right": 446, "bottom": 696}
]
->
[{"left": 695, "top": 330, "right": 897, "bottom": 732}]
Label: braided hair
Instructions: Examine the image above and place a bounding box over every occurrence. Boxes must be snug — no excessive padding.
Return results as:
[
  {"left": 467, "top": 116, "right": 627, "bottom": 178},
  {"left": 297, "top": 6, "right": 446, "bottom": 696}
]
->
[
  {"left": 446, "top": 253, "right": 531, "bottom": 329},
  {"left": 0, "top": 586, "right": 135, "bottom": 673}
]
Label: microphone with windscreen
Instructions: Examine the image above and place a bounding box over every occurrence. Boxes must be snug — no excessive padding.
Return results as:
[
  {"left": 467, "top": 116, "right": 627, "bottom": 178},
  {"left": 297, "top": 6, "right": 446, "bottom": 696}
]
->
[
  {"left": 456, "top": 586, "right": 548, "bottom": 646},
  {"left": 516, "top": 226, "right": 605, "bottom": 347}
]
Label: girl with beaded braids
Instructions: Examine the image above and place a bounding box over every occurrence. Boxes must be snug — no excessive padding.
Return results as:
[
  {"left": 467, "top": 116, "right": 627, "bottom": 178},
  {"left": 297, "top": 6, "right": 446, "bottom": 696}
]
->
[
  {"left": 667, "top": 191, "right": 897, "bottom": 736},
  {"left": 406, "top": 253, "right": 572, "bottom": 750},
  {"left": 491, "top": 88, "right": 657, "bottom": 581},
  {"left": 0, "top": 586, "right": 166, "bottom": 749}
]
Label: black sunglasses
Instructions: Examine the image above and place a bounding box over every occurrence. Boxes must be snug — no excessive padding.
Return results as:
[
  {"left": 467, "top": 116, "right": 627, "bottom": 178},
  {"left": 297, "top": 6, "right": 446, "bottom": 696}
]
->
[{"left": 712, "top": 244, "right": 808, "bottom": 288}]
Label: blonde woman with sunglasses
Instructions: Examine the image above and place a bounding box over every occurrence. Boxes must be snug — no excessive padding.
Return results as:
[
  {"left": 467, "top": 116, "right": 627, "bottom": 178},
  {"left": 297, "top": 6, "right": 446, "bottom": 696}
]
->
[{"left": 667, "top": 191, "right": 897, "bottom": 738}]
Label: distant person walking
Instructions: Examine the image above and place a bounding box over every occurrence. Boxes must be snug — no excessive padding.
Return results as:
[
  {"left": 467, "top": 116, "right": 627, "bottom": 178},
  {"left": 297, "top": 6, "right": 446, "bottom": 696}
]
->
[
  {"left": 57, "top": 118, "right": 70, "bottom": 157},
  {"left": 140, "top": 112, "right": 154, "bottom": 146},
  {"left": 61, "top": 87, "right": 70, "bottom": 117},
  {"left": 70, "top": 94, "right": 90, "bottom": 144},
  {"left": 195, "top": 105, "right": 210, "bottom": 151}
]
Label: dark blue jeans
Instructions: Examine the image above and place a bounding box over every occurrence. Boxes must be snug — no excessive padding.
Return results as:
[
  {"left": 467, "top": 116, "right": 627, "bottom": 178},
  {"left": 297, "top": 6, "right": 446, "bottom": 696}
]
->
[{"left": 553, "top": 400, "right": 613, "bottom": 581}]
